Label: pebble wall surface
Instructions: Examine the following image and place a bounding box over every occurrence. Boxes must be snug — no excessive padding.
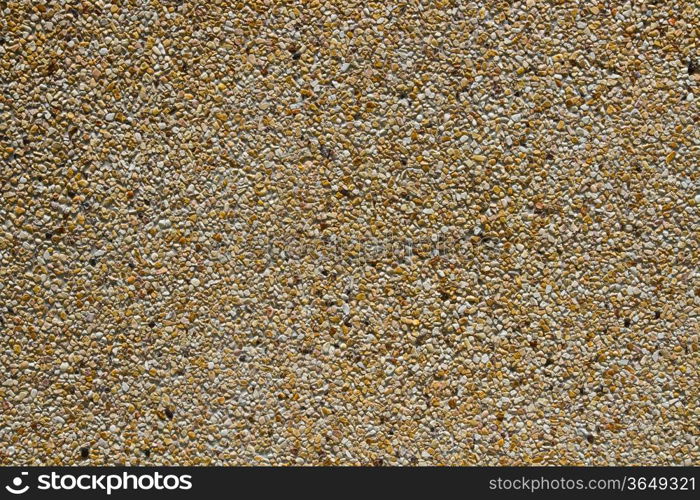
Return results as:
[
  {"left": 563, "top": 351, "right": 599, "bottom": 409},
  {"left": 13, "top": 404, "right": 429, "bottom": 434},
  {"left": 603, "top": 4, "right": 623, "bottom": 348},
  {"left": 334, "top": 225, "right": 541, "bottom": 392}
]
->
[{"left": 1, "top": 0, "right": 699, "bottom": 465}]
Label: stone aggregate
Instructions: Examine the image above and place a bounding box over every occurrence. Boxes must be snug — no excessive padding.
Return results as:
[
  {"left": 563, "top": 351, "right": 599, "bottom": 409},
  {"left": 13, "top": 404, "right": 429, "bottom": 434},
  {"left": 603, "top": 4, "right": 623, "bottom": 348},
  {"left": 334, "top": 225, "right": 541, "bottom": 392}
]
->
[{"left": 0, "top": 0, "right": 698, "bottom": 465}]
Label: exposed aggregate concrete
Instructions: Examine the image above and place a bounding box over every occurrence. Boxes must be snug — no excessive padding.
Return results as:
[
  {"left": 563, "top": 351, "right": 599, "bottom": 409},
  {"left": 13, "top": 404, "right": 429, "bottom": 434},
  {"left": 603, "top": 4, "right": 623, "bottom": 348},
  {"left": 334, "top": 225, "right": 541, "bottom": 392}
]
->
[{"left": 0, "top": 0, "right": 699, "bottom": 465}]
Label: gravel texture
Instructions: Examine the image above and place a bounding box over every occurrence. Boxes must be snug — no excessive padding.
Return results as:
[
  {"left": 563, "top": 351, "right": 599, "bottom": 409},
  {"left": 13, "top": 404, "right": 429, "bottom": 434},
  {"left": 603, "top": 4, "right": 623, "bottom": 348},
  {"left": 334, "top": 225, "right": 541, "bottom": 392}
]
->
[{"left": 1, "top": 0, "right": 698, "bottom": 465}]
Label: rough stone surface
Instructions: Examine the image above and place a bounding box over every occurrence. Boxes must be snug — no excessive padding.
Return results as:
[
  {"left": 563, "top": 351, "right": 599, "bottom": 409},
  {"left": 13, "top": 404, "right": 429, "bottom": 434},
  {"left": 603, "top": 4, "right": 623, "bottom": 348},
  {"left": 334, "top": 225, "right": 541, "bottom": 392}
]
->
[{"left": 0, "top": 0, "right": 698, "bottom": 465}]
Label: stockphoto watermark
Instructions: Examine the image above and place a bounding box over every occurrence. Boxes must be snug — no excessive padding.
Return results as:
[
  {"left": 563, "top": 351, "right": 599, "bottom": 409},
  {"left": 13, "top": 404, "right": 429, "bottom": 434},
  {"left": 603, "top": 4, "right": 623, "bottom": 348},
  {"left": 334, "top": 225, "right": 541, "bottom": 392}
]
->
[
  {"left": 3, "top": 471, "right": 192, "bottom": 495},
  {"left": 219, "top": 230, "right": 507, "bottom": 267}
]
